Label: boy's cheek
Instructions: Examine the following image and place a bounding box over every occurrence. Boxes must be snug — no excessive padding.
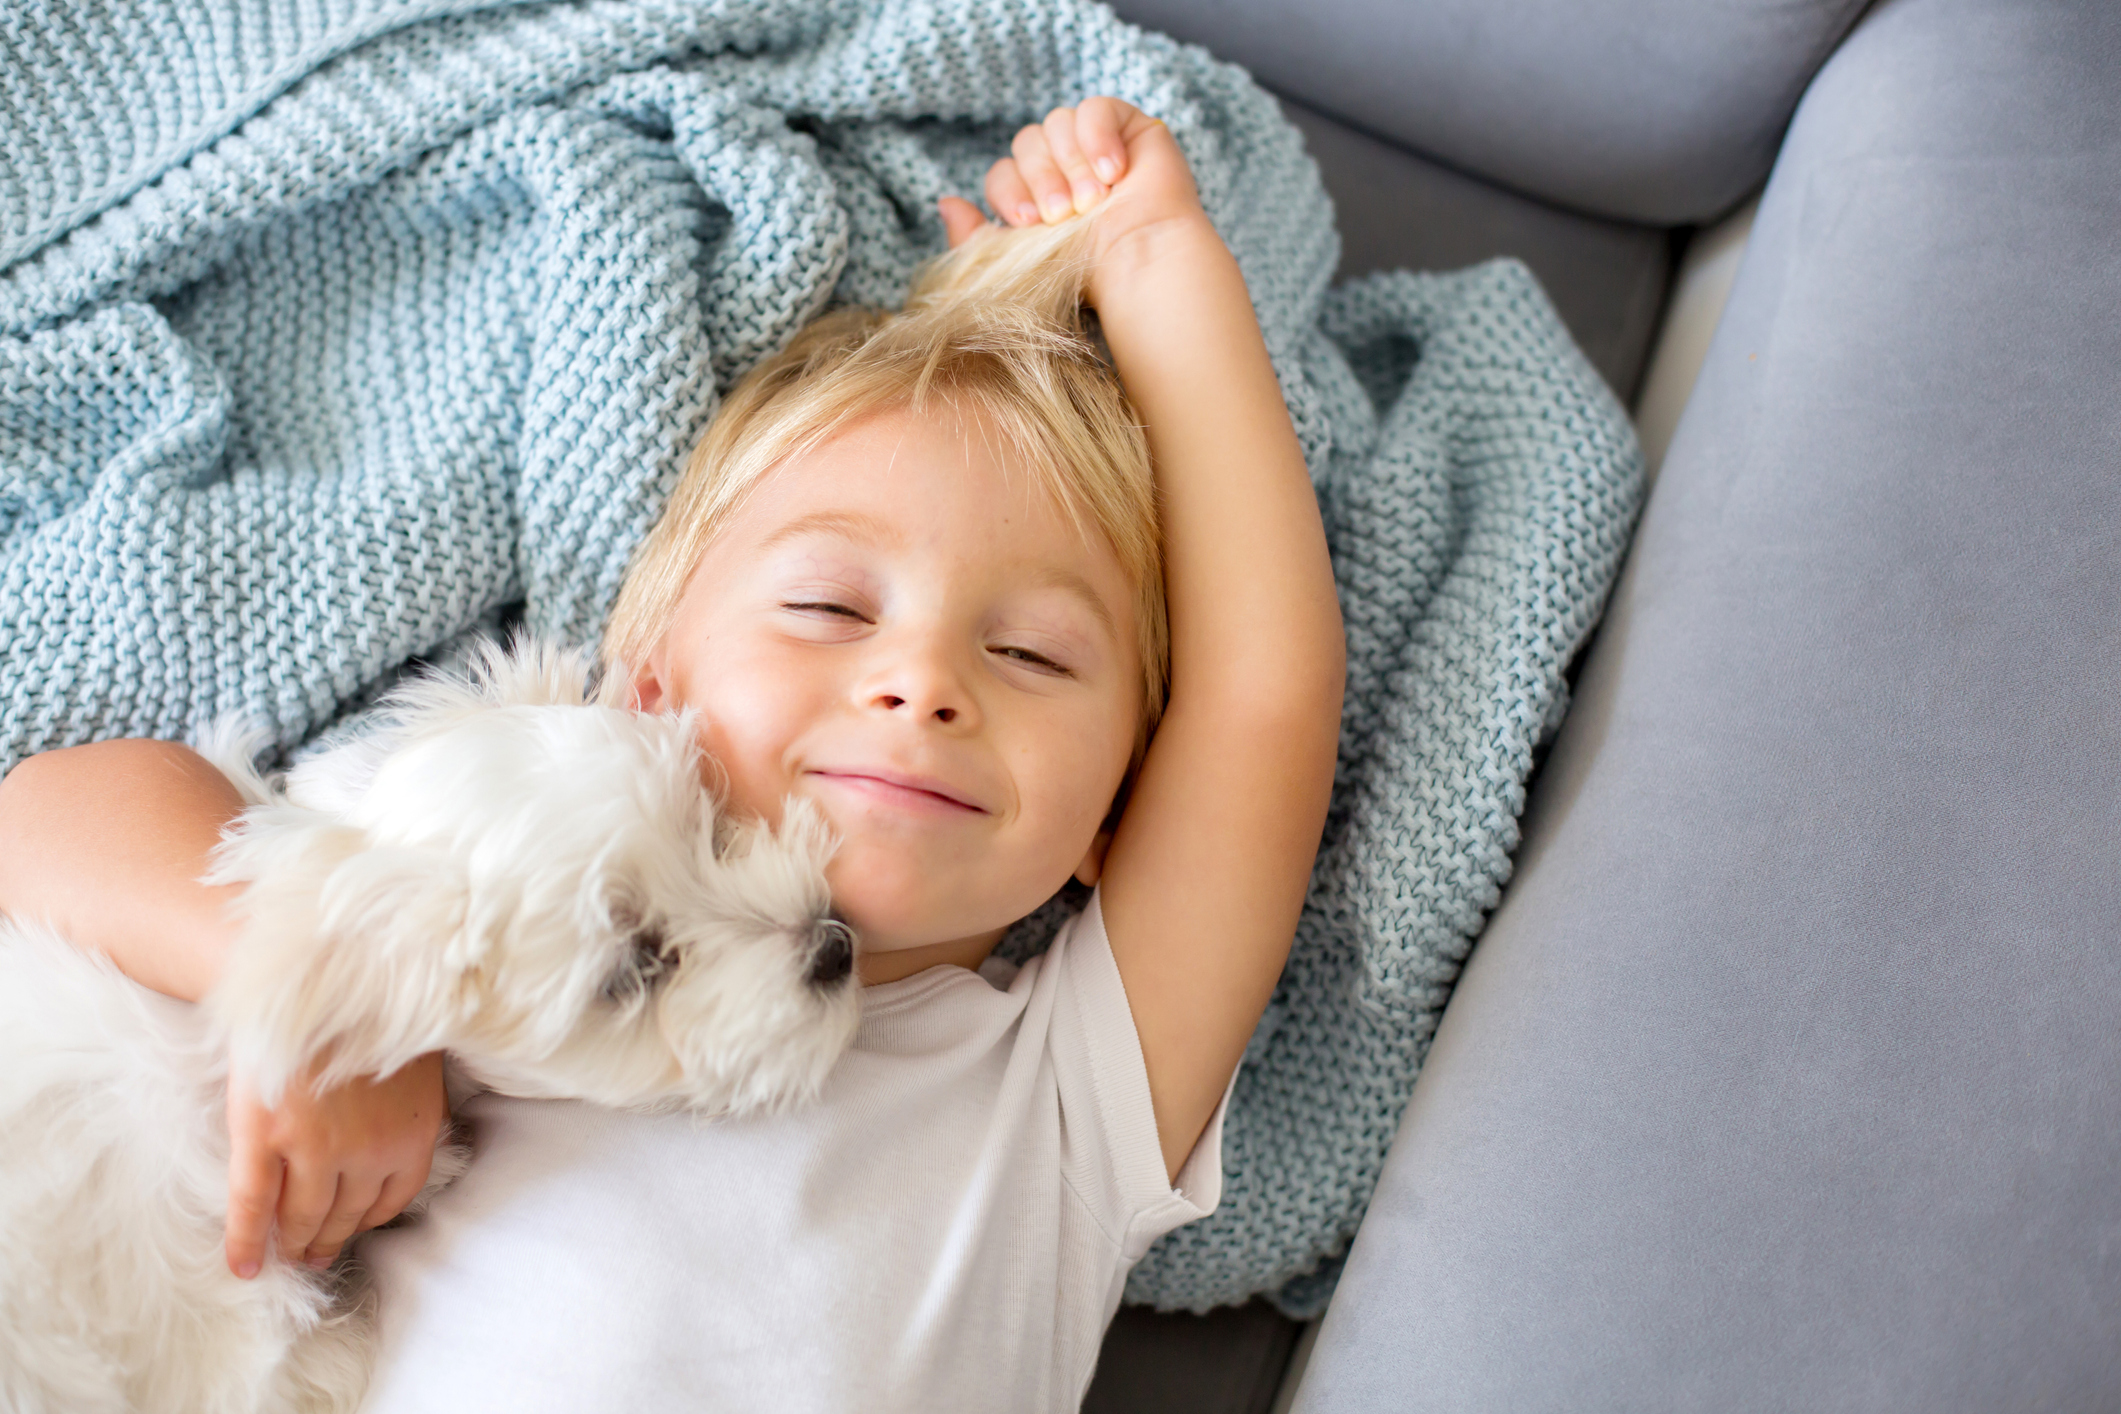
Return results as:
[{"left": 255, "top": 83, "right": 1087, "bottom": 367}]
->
[
  {"left": 1014, "top": 733, "right": 1131, "bottom": 846},
  {"left": 688, "top": 706, "right": 800, "bottom": 827},
  {"left": 678, "top": 648, "right": 832, "bottom": 814}
]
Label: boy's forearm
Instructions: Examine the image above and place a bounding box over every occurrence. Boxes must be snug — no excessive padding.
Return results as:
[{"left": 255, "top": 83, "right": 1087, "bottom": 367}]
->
[
  {"left": 0, "top": 740, "right": 245, "bottom": 1002},
  {"left": 1094, "top": 219, "right": 1346, "bottom": 706}
]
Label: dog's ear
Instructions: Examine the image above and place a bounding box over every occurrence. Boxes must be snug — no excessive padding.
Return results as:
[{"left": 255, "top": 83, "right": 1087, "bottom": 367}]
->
[
  {"left": 713, "top": 796, "right": 839, "bottom": 899},
  {"left": 471, "top": 634, "right": 594, "bottom": 709},
  {"left": 205, "top": 803, "right": 478, "bottom": 1105}
]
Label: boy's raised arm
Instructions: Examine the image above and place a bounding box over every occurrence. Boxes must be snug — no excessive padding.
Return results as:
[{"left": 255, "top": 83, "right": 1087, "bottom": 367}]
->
[{"left": 951, "top": 100, "right": 1346, "bottom": 1180}]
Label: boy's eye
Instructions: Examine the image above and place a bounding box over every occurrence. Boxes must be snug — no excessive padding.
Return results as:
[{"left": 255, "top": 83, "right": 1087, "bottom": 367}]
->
[
  {"left": 781, "top": 601, "right": 870, "bottom": 622},
  {"left": 992, "top": 645, "right": 1071, "bottom": 676}
]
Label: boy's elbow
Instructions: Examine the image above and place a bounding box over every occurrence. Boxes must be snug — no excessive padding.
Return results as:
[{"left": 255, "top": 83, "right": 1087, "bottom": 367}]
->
[
  {"left": 1182, "top": 625, "right": 1344, "bottom": 730},
  {"left": 6, "top": 738, "right": 201, "bottom": 797},
  {"left": 0, "top": 750, "right": 65, "bottom": 912},
  {"left": 0, "top": 737, "right": 241, "bottom": 929},
  {"left": 1320, "top": 620, "right": 1348, "bottom": 702},
  {"left": 1302, "top": 578, "right": 1347, "bottom": 704},
  {"left": 0, "top": 746, "right": 70, "bottom": 835},
  {"left": 0, "top": 739, "right": 225, "bottom": 844},
  {"left": 1284, "top": 628, "right": 1346, "bottom": 763},
  {"left": 1288, "top": 621, "right": 1346, "bottom": 721},
  {"left": 1218, "top": 650, "right": 1346, "bottom": 755}
]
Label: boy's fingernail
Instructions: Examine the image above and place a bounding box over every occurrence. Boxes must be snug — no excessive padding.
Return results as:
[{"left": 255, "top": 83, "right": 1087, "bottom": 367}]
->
[
  {"left": 235, "top": 1260, "right": 259, "bottom": 1279},
  {"left": 1015, "top": 202, "right": 1040, "bottom": 225},
  {"left": 307, "top": 1255, "right": 333, "bottom": 1270},
  {"left": 1039, "top": 194, "right": 1071, "bottom": 222},
  {"left": 1071, "top": 178, "right": 1099, "bottom": 210},
  {"left": 1094, "top": 157, "right": 1119, "bottom": 182}
]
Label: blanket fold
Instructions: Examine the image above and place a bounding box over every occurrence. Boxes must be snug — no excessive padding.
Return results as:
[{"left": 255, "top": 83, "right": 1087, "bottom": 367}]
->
[{"left": 0, "top": 0, "right": 1642, "bottom": 1314}]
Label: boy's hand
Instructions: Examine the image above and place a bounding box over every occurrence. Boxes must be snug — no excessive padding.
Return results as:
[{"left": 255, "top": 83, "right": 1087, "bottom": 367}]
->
[
  {"left": 938, "top": 97, "right": 1214, "bottom": 305},
  {"left": 225, "top": 1049, "right": 447, "bottom": 1277}
]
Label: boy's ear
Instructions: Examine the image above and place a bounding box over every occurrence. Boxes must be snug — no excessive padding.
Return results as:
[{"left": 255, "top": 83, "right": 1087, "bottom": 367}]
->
[
  {"left": 629, "top": 660, "right": 667, "bottom": 714},
  {"left": 1073, "top": 828, "right": 1114, "bottom": 887}
]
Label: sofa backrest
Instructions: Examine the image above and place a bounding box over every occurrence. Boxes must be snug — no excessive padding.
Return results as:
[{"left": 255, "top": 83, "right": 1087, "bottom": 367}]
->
[{"left": 1107, "top": 0, "right": 1872, "bottom": 225}]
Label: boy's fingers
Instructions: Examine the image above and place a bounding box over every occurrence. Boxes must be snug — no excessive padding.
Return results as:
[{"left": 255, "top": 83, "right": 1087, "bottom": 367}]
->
[
  {"left": 1010, "top": 123, "right": 1073, "bottom": 224},
  {"left": 1113, "top": 112, "right": 1199, "bottom": 206},
  {"left": 304, "top": 1175, "right": 381, "bottom": 1268},
  {"left": 274, "top": 1167, "right": 341, "bottom": 1263},
  {"left": 937, "top": 194, "right": 989, "bottom": 248},
  {"left": 1076, "top": 96, "right": 1129, "bottom": 184},
  {"left": 984, "top": 157, "right": 1040, "bottom": 227},
  {"left": 225, "top": 1140, "right": 284, "bottom": 1279},
  {"left": 1040, "top": 106, "right": 1106, "bottom": 214},
  {"left": 359, "top": 1167, "right": 430, "bottom": 1235}
]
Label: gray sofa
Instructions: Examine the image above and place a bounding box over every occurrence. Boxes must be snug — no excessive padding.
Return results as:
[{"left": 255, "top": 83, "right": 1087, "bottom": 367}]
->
[{"left": 1087, "top": 0, "right": 2121, "bottom": 1408}]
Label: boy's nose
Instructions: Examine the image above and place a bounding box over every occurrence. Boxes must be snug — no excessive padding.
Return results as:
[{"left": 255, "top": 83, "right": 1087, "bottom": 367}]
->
[
  {"left": 858, "top": 645, "right": 980, "bottom": 730},
  {"left": 872, "top": 693, "right": 957, "bottom": 723}
]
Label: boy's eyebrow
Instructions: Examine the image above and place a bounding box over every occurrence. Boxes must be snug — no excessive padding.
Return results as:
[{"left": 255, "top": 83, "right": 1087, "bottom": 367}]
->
[
  {"left": 1034, "top": 566, "right": 1120, "bottom": 640},
  {"left": 757, "top": 510, "right": 905, "bottom": 552}
]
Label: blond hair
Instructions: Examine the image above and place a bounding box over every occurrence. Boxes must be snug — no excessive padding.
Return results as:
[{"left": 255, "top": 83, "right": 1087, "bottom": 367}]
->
[{"left": 602, "top": 217, "right": 1167, "bottom": 755}]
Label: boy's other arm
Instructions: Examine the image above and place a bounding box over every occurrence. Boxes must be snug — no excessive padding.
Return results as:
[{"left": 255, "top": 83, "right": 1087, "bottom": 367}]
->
[
  {"left": 968, "top": 105, "right": 1347, "bottom": 1181},
  {"left": 0, "top": 742, "right": 448, "bottom": 1276},
  {"left": 0, "top": 739, "right": 247, "bottom": 1000}
]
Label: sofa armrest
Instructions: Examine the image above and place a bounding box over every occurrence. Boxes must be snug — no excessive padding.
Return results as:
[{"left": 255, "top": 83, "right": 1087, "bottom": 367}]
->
[{"left": 1295, "top": 0, "right": 2121, "bottom": 1407}]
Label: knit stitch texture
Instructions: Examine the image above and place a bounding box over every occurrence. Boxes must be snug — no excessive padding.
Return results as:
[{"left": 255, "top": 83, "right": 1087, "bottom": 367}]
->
[{"left": 0, "top": 0, "right": 1643, "bottom": 1315}]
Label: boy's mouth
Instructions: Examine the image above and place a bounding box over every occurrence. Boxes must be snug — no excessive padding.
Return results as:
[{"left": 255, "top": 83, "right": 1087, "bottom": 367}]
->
[{"left": 806, "top": 769, "right": 989, "bottom": 815}]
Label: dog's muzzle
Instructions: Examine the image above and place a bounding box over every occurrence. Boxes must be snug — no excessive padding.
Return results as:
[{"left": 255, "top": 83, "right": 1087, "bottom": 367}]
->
[{"left": 807, "top": 915, "right": 856, "bottom": 987}]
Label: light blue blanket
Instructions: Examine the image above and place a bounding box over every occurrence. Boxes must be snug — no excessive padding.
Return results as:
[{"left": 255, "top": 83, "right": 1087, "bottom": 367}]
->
[{"left": 0, "top": 0, "right": 1642, "bottom": 1314}]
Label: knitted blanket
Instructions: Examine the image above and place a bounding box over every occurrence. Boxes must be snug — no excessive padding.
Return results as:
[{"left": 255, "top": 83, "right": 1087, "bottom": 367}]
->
[{"left": 0, "top": 0, "right": 1642, "bottom": 1315}]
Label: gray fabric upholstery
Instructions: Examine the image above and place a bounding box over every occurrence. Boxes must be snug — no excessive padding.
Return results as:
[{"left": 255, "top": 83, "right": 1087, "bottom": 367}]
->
[
  {"left": 1294, "top": 0, "right": 2121, "bottom": 1407},
  {"left": 1108, "top": 0, "right": 1869, "bottom": 224},
  {"left": 1278, "top": 97, "right": 1670, "bottom": 400}
]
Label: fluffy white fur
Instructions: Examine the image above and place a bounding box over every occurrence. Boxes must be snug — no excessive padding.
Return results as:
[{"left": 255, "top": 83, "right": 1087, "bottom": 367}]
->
[{"left": 0, "top": 639, "right": 860, "bottom": 1413}]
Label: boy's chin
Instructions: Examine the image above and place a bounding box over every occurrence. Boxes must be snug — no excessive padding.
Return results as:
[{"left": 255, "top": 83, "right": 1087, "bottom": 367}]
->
[
  {"left": 818, "top": 847, "right": 1085, "bottom": 958},
  {"left": 831, "top": 899, "right": 1004, "bottom": 959},
  {"left": 825, "top": 862, "right": 1033, "bottom": 959}
]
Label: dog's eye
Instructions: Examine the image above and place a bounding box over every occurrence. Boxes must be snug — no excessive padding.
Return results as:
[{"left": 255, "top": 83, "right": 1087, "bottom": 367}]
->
[
  {"left": 630, "top": 924, "right": 668, "bottom": 967},
  {"left": 601, "top": 922, "right": 671, "bottom": 1003}
]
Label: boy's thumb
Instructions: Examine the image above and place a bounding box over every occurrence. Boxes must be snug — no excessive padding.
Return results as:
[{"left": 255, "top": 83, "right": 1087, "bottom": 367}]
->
[{"left": 938, "top": 195, "right": 990, "bottom": 250}]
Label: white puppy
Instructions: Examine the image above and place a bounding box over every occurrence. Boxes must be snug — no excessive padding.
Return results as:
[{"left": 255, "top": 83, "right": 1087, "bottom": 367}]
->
[{"left": 0, "top": 639, "right": 861, "bottom": 1414}]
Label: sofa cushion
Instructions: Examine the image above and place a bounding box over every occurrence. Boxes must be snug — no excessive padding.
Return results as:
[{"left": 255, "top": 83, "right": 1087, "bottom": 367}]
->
[
  {"left": 1109, "top": 0, "right": 1870, "bottom": 224},
  {"left": 1293, "top": 0, "right": 2121, "bottom": 1406},
  {"left": 1085, "top": 1301, "right": 1304, "bottom": 1414},
  {"left": 1279, "top": 97, "right": 1671, "bottom": 400}
]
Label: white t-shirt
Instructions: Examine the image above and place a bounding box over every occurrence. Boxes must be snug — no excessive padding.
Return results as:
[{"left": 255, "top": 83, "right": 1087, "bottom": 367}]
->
[{"left": 357, "top": 891, "right": 1227, "bottom": 1414}]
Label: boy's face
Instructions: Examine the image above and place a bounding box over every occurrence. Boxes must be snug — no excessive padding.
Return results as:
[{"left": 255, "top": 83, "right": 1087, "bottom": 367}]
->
[{"left": 632, "top": 406, "right": 1142, "bottom": 976}]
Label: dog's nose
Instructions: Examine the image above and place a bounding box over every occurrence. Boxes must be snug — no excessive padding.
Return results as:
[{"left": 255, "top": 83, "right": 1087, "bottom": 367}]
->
[{"left": 807, "top": 915, "right": 855, "bottom": 987}]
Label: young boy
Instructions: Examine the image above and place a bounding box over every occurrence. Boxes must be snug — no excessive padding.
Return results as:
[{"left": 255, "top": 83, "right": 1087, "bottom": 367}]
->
[{"left": 0, "top": 99, "right": 1344, "bottom": 1409}]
